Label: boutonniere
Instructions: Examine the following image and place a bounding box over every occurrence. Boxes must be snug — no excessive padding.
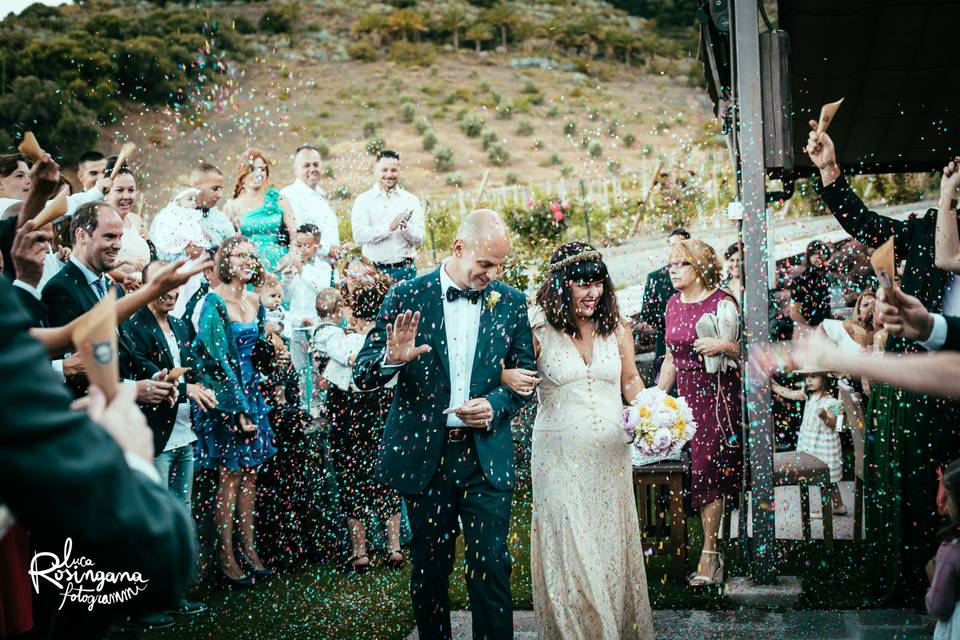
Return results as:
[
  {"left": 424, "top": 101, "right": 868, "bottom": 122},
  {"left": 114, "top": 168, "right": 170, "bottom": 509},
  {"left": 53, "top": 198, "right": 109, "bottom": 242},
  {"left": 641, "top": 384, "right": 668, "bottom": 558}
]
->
[{"left": 485, "top": 291, "right": 502, "bottom": 310}]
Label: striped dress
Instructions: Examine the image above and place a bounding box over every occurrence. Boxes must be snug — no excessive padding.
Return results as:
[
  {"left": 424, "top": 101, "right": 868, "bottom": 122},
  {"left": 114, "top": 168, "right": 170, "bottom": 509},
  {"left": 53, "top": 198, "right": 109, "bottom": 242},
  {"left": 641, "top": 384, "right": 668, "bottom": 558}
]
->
[{"left": 796, "top": 392, "right": 843, "bottom": 483}]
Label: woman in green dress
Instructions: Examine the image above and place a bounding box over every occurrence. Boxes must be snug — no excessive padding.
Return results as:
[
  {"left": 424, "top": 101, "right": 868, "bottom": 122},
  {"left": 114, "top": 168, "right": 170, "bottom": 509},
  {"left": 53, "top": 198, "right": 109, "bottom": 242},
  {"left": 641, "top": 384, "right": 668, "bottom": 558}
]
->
[{"left": 224, "top": 149, "right": 297, "bottom": 273}]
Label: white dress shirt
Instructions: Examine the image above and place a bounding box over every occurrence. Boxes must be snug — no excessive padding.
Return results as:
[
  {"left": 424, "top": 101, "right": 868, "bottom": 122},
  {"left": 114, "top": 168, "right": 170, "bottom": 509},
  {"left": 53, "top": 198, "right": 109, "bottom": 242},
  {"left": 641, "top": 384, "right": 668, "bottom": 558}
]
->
[
  {"left": 282, "top": 258, "right": 332, "bottom": 330},
  {"left": 350, "top": 184, "right": 425, "bottom": 264},
  {"left": 65, "top": 187, "right": 105, "bottom": 219},
  {"left": 439, "top": 261, "right": 482, "bottom": 427},
  {"left": 69, "top": 255, "right": 109, "bottom": 300},
  {"left": 162, "top": 329, "right": 197, "bottom": 451},
  {"left": 280, "top": 180, "right": 340, "bottom": 259}
]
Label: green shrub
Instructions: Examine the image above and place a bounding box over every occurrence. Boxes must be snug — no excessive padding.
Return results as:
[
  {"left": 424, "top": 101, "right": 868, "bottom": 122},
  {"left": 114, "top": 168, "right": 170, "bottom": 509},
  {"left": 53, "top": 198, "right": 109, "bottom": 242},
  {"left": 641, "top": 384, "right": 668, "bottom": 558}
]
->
[
  {"left": 516, "top": 121, "right": 534, "bottom": 136},
  {"left": 548, "top": 151, "right": 562, "bottom": 165},
  {"left": 479, "top": 80, "right": 491, "bottom": 93},
  {"left": 362, "top": 119, "right": 381, "bottom": 137},
  {"left": 560, "top": 164, "right": 574, "bottom": 177},
  {"left": 460, "top": 114, "right": 485, "bottom": 137},
  {"left": 491, "top": 92, "right": 502, "bottom": 105},
  {"left": 607, "top": 120, "right": 620, "bottom": 136},
  {"left": 445, "top": 172, "right": 465, "bottom": 188},
  {"left": 563, "top": 119, "right": 576, "bottom": 136},
  {"left": 389, "top": 42, "right": 436, "bottom": 67},
  {"left": 546, "top": 105, "right": 560, "bottom": 118},
  {"left": 623, "top": 132, "right": 637, "bottom": 148},
  {"left": 400, "top": 102, "right": 416, "bottom": 123},
  {"left": 587, "top": 107, "right": 601, "bottom": 121},
  {"left": 495, "top": 101, "right": 513, "bottom": 119},
  {"left": 532, "top": 138, "right": 544, "bottom": 150},
  {"left": 366, "top": 137, "right": 385, "bottom": 156},
  {"left": 588, "top": 140, "right": 603, "bottom": 159},
  {"left": 521, "top": 80, "right": 538, "bottom": 94},
  {"left": 329, "top": 184, "right": 352, "bottom": 200},
  {"left": 606, "top": 159, "right": 621, "bottom": 175},
  {"left": 503, "top": 198, "right": 567, "bottom": 250},
  {"left": 314, "top": 137, "right": 331, "bottom": 159},
  {"left": 480, "top": 129, "right": 498, "bottom": 151},
  {"left": 258, "top": 8, "right": 293, "bottom": 33},
  {"left": 322, "top": 166, "right": 335, "bottom": 179},
  {"left": 434, "top": 145, "right": 455, "bottom": 172},
  {"left": 487, "top": 143, "right": 509, "bottom": 166},
  {"left": 422, "top": 130, "right": 438, "bottom": 151},
  {"left": 505, "top": 171, "right": 519, "bottom": 185},
  {"left": 347, "top": 40, "right": 378, "bottom": 61},
  {"left": 641, "top": 143, "right": 654, "bottom": 156},
  {"left": 233, "top": 15, "right": 256, "bottom": 34},
  {"left": 413, "top": 116, "right": 430, "bottom": 134}
]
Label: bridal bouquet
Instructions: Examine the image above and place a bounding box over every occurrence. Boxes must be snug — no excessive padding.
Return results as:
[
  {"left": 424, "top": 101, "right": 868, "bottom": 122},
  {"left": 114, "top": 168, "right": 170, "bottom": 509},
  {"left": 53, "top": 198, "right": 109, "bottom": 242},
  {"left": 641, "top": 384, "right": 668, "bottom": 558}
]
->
[{"left": 624, "top": 387, "right": 697, "bottom": 466}]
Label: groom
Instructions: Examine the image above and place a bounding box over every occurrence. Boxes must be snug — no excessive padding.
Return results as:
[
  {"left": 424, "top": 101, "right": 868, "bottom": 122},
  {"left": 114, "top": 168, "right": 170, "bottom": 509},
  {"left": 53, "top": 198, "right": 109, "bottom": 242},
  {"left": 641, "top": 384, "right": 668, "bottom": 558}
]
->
[{"left": 354, "top": 209, "right": 535, "bottom": 639}]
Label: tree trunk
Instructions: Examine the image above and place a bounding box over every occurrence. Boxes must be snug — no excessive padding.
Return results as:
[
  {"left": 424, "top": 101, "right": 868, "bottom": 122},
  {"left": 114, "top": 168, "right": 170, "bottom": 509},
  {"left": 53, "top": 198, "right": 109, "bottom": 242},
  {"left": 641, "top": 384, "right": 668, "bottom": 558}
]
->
[
  {"left": 453, "top": 30, "right": 459, "bottom": 50},
  {"left": 625, "top": 48, "right": 631, "bottom": 66},
  {"left": 475, "top": 40, "right": 481, "bottom": 53},
  {"left": 523, "top": 38, "right": 532, "bottom": 54},
  {"left": 499, "top": 25, "right": 507, "bottom": 48}
]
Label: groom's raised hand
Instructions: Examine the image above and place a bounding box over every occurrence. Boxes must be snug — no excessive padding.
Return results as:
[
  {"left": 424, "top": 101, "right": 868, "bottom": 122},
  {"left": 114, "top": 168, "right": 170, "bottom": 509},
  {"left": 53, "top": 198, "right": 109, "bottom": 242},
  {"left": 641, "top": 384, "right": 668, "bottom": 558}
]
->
[{"left": 385, "top": 310, "right": 432, "bottom": 365}]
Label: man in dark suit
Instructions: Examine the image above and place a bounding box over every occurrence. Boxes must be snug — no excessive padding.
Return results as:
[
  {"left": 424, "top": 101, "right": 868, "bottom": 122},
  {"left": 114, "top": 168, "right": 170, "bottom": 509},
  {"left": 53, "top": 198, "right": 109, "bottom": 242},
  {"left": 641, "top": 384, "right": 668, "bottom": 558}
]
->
[
  {"left": 640, "top": 227, "right": 689, "bottom": 379},
  {"left": 807, "top": 121, "right": 960, "bottom": 603},
  {"left": 0, "top": 278, "right": 195, "bottom": 637},
  {"left": 354, "top": 210, "right": 536, "bottom": 640},
  {"left": 41, "top": 201, "right": 174, "bottom": 404}
]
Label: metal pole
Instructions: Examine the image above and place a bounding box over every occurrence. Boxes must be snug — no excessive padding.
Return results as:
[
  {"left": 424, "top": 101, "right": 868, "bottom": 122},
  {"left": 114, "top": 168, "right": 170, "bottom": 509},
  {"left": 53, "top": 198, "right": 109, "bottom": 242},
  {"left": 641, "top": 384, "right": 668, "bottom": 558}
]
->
[
  {"left": 578, "top": 180, "right": 591, "bottom": 243},
  {"left": 731, "top": 0, "right": 776, "bottom": 585}
]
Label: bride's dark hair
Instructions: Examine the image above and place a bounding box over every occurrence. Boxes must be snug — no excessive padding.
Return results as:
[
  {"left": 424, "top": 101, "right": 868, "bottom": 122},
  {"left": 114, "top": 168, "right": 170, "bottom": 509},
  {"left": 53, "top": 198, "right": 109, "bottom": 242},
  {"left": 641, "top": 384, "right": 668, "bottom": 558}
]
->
[{"left": 536, "top": 241, "right": 620, "bottom": 338}]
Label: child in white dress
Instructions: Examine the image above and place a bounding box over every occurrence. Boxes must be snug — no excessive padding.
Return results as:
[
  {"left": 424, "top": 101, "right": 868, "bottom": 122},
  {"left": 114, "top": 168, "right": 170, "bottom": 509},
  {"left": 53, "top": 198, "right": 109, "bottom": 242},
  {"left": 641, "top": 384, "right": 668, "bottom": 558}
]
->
[{"left": 773, "top": 372, "right": 847, "bottom": 515}]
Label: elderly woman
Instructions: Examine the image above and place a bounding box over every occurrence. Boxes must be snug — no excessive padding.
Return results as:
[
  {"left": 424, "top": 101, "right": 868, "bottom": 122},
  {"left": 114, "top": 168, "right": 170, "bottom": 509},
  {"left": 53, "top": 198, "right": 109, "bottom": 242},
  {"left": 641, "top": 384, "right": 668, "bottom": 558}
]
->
[{"left": 658, "top": 239, "right": 743, "bottom": 587}]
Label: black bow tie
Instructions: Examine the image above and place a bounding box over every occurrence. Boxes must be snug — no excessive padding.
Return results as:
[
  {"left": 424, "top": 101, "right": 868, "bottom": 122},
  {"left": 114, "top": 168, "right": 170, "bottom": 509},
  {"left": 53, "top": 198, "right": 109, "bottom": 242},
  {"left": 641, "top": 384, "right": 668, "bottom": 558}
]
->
[
  {"left": 200, "top": 207, "right": 210, "bottom": 218},
  {"left": 446, "top": 286, "right": 482, "bottom": 304}
]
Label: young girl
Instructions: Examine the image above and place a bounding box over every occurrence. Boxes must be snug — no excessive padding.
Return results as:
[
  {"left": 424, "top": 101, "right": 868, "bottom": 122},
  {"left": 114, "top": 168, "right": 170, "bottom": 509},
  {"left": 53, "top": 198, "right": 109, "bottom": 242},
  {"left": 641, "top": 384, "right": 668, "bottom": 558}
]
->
[
  {"left": 772, "top": 371, "right": 847, "bottom": 515},
  {"left": 927, "top": 458, "right": 960, "bottom": 638}
]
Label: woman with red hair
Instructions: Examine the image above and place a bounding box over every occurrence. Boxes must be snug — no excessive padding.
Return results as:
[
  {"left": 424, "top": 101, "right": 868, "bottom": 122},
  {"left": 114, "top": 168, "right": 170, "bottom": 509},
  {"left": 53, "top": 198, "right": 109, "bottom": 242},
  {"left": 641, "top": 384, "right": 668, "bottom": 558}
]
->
[{"left": 224, "top": 149, "right": 297, "bottom": 273}]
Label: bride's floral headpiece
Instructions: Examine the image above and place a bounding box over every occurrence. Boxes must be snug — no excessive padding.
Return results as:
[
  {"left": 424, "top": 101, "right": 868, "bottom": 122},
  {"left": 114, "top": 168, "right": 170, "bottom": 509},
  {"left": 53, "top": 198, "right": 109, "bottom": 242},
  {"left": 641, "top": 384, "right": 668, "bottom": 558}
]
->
[{"left": 547, "top": 244, "right": 608, "bottom": 283}]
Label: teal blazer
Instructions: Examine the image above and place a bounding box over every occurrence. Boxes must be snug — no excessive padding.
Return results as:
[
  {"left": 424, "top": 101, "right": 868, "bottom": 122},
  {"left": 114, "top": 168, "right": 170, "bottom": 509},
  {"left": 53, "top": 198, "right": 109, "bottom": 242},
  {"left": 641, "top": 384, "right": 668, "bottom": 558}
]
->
[{"left": 353, "top": 268, "right": 536, "bottom": 494}]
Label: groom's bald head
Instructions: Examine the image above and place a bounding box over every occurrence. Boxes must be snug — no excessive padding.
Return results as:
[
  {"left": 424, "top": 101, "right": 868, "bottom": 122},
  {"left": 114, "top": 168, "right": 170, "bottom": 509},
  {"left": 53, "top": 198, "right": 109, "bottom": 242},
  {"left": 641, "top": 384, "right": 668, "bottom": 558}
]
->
[{"left": 448, "top": 209, "right": 512, "bottom": 291}]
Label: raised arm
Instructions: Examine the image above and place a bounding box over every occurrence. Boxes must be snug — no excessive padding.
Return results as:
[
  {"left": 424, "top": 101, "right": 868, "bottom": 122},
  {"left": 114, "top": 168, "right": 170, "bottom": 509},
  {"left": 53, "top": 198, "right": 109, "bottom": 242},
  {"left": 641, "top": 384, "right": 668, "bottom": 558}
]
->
[
  {"left": 935, "top": 157, "right": 960, "bottom": 272},
  {"left": 806, "top": 120, "right": 910, "bottom": 251},
  {"left": 353, "top": 284, "right": 430, "bottom": 390}
]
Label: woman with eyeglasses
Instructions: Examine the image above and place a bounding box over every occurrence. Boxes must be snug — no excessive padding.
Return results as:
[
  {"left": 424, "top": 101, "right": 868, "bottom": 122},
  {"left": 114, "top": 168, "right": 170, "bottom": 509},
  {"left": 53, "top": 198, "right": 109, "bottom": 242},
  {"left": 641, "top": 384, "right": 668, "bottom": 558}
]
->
[
  {"left": 224, "top": 149, "right": 297, "bottom": 274},
  {"left": 658, "top": 238, "right": 743, "bottom": 588},
  {"left": 192, "top": 236, "right": 278, "bottom": 588}
]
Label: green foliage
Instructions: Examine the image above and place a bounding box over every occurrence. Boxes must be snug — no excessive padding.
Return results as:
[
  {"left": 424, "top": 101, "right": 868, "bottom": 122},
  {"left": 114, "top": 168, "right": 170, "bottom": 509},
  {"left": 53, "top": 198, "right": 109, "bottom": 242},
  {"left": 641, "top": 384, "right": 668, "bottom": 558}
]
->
[
  {"left": 460, "top": 113, "right": 485, "bottom": 137},
  {"left": 480, "top": 129, "right": 499, "bottom": 151},
  {"left": 366, "top": 137, "right": 386, "bottom": 156},
  {"left": 487, "top": 143, "right": 510, "bottom": 166},
  {"left": 546, "top": 105, "right": 560, "bottom": 118},
  {"left": 0, "top": 76, "right": 99, "bottom": 165},
  {"left": 495, "top": 101, "right": 514, "bottom": 119},
  {"left": 413, "top": 116, "right": 431, "bottom": 135},
  {"left": 259, "top": 7, "right": 295, "bottom": 34},
  {"left": 606, "top": 158, "right": 621, "bottom": 175},
  {"left": 422, "top": 130, "right": 438, "bottom": 151},
  {"left": 548, "top": 151, "right": 562, "bottom": 166},
  {"left": 232, "top": 15, "right": 257, "bottom": 35},
  {"left": 623, "top": 132, "right": 637, "bottom": 148},
  {"left": 588, "top": 140, "right": 604, "bottom": 159},
  {"left": 400, "top": 102, "right": 417, "bottom": 123},
  {"left": 314, "top": 137, "right": 331, "bottom": 159},
  {"left": 503, "top": 198, "right": 567, "bottom": 251},
  {"left": 516, "top": 121, "right": 534, "bottom": 136},
  {"left": 445, "top": 172, "right": 465, "bottom": 188},
  {"left": 362, "top": 119, "right": 381, "bottom": 137},
  {"left": 532, "top": 138, "right": 544, "bottom": 150},
  {"left": 433, "top": 145, "right": 455, "bottom": 172},
  {"left": 388, "top": 41, "right": 436, "bottom": 67},
  {"left": 521, "top": 80, "right": 539, "bottom": 94},
  {"left": 329, "top": 184, "right": 353, "bottom": 201},
  {"left": 347, "top": 40, "right": 379, "bottom": 61},
  {"left": 505, "top": 171, "right": 519, "bottom": 185},
  {"left": 322, "top": 166, "right": 335, "bottom": 179},
  {"left": 563, "top": 119, "right": 577, "bottom": 136}
]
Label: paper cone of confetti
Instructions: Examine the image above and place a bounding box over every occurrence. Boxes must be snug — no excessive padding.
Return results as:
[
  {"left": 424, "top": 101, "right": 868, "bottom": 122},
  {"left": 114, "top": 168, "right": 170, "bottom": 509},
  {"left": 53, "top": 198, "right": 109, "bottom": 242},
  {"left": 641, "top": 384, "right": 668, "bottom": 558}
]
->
[
  {"left": 870, "top": 236, "right": 896, "bottom": 300},
  {"left": 109, "top": 142, "right": 137, "bottom": 180},
  {"left": 71, "top": 289, "right": 119, "bottom": 401},
  {"left": 816, "top": 97, "right": 844, "bottom": 135},
  {"left": 18, "top": 132, "right": 44, "bottom": 162},
  {"left": 33, "top": 187, "right": 69, "bottom": 227},
  {"left": 167, "top": 367, "right": 190, "bottom": 382}
]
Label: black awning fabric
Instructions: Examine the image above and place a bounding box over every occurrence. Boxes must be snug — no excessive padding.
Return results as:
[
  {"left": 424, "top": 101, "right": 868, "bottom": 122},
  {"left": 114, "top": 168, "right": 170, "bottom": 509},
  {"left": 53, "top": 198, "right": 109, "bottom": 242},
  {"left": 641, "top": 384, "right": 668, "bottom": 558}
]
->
[{"left": 779, "top": 0, "right": 960, "bottom": 177}]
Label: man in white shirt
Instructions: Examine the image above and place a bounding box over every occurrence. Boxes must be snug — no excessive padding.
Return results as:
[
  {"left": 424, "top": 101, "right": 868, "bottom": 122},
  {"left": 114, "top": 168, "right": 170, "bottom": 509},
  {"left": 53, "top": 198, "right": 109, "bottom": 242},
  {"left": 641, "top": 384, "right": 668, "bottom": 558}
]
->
[
  {"left": 280, "top": 144, "right": 343, "bottom": 269},
  {"left": 191, "top": 162, "right": 235, "bottom": 247},
  {"left": 351, "top": 149, "right": 425, "bottom": 282},
  {"left": 64, "top": 150, "right": 110, "bottom": 218}
]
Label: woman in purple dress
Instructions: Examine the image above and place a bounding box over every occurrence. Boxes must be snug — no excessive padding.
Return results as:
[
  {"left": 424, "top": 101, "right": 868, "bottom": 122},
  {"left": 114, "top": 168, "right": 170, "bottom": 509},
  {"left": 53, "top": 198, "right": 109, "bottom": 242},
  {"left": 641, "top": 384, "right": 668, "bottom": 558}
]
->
[{"left": 658, "top": 239, "right": 743, "bottom": 587}]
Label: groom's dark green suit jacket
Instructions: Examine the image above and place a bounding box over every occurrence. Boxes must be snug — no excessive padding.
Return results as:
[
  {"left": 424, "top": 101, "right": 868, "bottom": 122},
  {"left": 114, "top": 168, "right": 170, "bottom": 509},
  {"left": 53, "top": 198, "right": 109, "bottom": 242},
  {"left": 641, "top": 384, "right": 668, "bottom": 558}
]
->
[{"left": 353, "top": 269, "right": 536, "bottom": 494}]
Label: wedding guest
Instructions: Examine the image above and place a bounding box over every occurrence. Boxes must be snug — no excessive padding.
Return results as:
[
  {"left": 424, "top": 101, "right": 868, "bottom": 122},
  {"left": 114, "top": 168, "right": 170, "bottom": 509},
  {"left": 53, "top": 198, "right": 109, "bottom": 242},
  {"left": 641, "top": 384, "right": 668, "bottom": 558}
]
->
[
  {"left": 926, "top": 458, "right": 960, "bottom": 633},
  {"left": 350, "top": 150, "right": 424, "bottom": 282},
  {"left": 788, "top": 240, "right": 831, "bottom": 327},
  {"left": 224, "top": 149, "right": 296, "bottom": 274},
  {"left": 65, "top": 150, "right": 110, "bottom": 217},
  {"left": 723, "top": 241, "right": 743, "bottom": 304},
  {"left": 0, "top": 279, "right": 196, "bottom": 637},
  {"left": 280, "top": 144, "right": 343, "bottom": 267},
  {"left": 819, "top": 289, "right": 875, "bottom": 353},
  {"left": 639, "top": 228, "right": 689, "bottom": 378},
  {"left": 807, "top": 122, "right": 960, "bottom": 602},
  {"left": 192, "top": 236, "right": 277, "bottom": 587},
  {"left": 177, "top": 247, "right": 220, "bottom": 334},
  {"left": 658, "top": 238, "right": 743, "bottom": 587},
  {"left": 772, "top": 372, "right": 846, "bottom": 514},
  {"left": 326, "top": 276, "right": 402, "bottom": 572},
  {"left": 150, "top": 187, "right": 208, "bottom": 261},
  {"left": 104, "top": 158, "right": 153, "bottom": 285},
  {"left": 191, "top": 162, "right": 235, "bottom": 247},
  {"left": 41, "top": 202, "right": 175, "bottom": 404},
  {"left": 0, "top": 153, "right": 30, "bottom": 217}
]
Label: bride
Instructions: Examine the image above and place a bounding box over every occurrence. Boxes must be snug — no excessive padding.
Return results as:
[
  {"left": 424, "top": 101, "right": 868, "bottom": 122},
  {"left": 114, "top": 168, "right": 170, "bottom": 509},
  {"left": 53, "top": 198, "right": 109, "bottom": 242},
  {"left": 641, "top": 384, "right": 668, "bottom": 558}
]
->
[{"left": 503, "top": 242, "right": 654, "bottom": 639}]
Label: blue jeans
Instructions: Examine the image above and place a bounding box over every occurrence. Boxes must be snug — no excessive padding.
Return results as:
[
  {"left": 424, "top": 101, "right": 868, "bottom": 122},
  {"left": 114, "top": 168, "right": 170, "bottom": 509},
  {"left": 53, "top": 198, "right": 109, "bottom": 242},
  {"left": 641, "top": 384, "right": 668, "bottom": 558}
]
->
[{"left": 155, "top": 444, "right": 195, "bottom": 515}]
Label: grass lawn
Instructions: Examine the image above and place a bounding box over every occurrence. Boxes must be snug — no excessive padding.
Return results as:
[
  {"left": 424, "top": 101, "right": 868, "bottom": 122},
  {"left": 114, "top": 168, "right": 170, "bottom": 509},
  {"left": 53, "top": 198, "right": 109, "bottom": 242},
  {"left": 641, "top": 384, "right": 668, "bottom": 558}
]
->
[{"left": 148, "top": 468, "right": 871, "bottom": 640}]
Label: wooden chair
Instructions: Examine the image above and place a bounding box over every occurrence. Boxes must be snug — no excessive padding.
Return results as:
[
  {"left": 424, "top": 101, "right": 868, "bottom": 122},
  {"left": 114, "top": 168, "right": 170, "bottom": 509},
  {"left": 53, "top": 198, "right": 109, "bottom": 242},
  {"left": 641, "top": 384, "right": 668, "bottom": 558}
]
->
[
  {"left": 839, "top": 383, "right": 867, "bottom": 540},
  {"left": 773, "top": 451, "right": 834, "bottom": 548},
  {"left": 633, "top": 454, "right": 689, "bottom": 583}
]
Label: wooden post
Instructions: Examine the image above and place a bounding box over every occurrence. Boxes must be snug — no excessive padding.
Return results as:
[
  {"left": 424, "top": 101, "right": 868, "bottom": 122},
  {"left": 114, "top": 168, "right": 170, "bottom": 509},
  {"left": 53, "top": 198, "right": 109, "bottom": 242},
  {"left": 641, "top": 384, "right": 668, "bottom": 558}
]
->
[{"left": 630, "top": 161, "right": 663, "bottom": 236}]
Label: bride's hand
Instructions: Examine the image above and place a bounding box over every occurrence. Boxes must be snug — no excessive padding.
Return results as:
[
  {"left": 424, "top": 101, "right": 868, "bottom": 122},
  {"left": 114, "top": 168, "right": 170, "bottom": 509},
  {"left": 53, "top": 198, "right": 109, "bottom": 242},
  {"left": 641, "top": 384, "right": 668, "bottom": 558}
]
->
[{"left": 501, "top": 367, "right": 540, "bottom": 396}]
